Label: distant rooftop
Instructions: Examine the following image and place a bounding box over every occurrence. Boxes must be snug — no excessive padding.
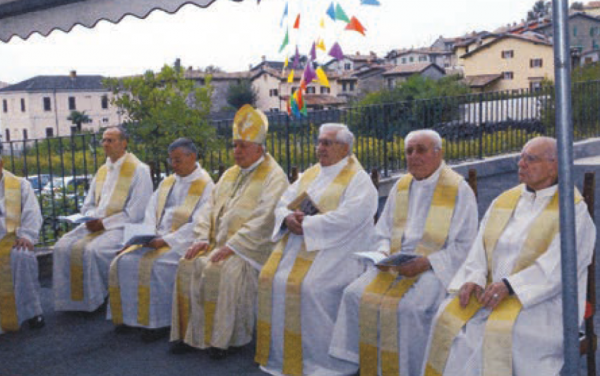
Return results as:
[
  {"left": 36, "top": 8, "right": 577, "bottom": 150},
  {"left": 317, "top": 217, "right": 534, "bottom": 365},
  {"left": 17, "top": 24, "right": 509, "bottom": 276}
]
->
[{"left": 0, "top": 72, "right": 105, "bottom": 92}]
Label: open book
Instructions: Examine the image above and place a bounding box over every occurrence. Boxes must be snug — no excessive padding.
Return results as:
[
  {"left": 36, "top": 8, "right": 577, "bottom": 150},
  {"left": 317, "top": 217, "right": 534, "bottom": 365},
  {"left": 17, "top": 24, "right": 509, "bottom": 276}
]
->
[
  {"left": 58, "top": 214, "right": 97, "bottom": 224},
  {"left": 354, "top": 251, "right": 421, "bottom": 267},
  {"left": 287, "top": 191, "right": 320, "bottom": 216},
  {"left": 122, "top": 224, "right": 156, "bottom": 248}
]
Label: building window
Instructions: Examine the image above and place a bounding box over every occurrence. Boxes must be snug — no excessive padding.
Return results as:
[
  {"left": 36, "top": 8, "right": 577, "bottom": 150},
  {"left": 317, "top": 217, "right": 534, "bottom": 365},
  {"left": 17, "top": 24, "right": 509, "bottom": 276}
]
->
[
  {"left": 401, "top": 57, "right": 407, "bottom": 64},
  {"left": 344, "top": 63, "right": 352, "bottom": 70},
  {"left": 342, "top": 82, "right": 348, "bottom": 92},
  {"left": 306, "top": 86, "right": 316, "bottom": 94},
  {"left": 269, "top": 89, "right": 279, "bottom": 97},
  {"left": 387, "top": 78, "right": 395, "bottom": 89},
  {"left": 22, "top": 129, "right": 28, "bottom": 140},
  {"left": 43, "top": 97, "right": 51, "bottom": 111},
  {"left": 530, "top": 81, "right": 542, "bottom": 92},
  {"left": 270, "top": 108, "right": 279, "bottom": 113},
  {"left": 101, "top": 95, "right": 109, "bottom": 109},
  {"left": 320, "top": 87, "right": 330, "bottom": 94},
  {"left": 102, "top": 118, "right": 109, "bottom": 123},
  {"left": 418, "top": 56, "right": 428, "bottom": 62},
  {"left": 409, "top": 57, "right": 414, "bottom": 63},
  {"left": 2, "top": 99, "right": 7, "bottom": 113},
  {"left": 291, "top": 87, "right": 298, "bottom": 94},
  {"left": 530, "top": 58, "right": 543, "bottom": 68},
  {"left": 349, "top": 82, "right": 355, "bottom": 92},
  {"left": 574, "top": 26, "right": 578, "bottom": 36},
  {"left": 4, "top": 129, "right": 9, "bottom": 142},
  {"left": 68, "top": 96, "right": 76, "bottom": 110},
  {"left": 45, "top": 127, "right": 54, "bottom": 138},
  {"left": 20, "top": 98, "right": 25, "bottom": 112},
  {"left": 501, "top": 50, "right": 514, "bottom": 59},
  {"left": 502, "top": 71, "right": 514, "bottom": 80}
]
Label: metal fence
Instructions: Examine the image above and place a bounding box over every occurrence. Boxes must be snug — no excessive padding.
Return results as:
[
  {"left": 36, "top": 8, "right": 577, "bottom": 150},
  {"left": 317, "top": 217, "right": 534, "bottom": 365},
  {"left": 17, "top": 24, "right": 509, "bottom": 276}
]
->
[{"left": 4, "top": 79, "right": 600, "bottom": 245}]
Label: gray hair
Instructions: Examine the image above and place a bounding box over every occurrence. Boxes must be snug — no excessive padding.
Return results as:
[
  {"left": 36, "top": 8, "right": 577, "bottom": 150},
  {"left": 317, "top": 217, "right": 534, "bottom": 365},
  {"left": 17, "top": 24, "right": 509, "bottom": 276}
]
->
[
  {"left": 405, "top": 129, "right": 442, "bottom": 151},
  {"left": 168, "top": 138, "right": 198, "bottom": 156},
  {"left": 114, "top": 125, "right": 129, "bottom": 142},
  {"left": 319, "top": 123, "right": 354, "bottom": 155},
  {"left": 524, "top": 136, "right": 557, "bottom": 161}
]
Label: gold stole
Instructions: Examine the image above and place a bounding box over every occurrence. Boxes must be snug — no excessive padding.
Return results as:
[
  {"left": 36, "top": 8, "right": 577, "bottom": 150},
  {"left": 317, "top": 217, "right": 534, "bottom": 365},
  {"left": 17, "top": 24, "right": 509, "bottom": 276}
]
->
[
  {"left": 359, "top": 167, "right": 463, "bottom": 376},
  {"left": 255, "top": 156, "right": 361, "bottom": 375},
  {"left": 0, "top": 171, "right": 22, "bottom": 331},
  {"left": 424, "top": 186, "right": 581, "bottom": 376},
  {"left": 109, "top": 172, "right": 210, "bottom": 325},
  {"left": 71, "top": 153, "right": 140, "bottom": 302},
  {"left": 195, "top": 155, "right": 275, "bottom": 346}
]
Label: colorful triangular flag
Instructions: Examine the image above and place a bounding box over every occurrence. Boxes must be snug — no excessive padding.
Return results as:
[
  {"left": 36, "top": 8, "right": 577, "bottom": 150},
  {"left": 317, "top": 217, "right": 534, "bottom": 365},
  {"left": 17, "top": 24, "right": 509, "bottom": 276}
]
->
[
  {"left": 317, "top": 38, "right": 326, "bottom": 51},
  {"left": 335, "top": 4, "right": 350, "bottom": 23},
  {"left": 284, "top": 56, "right": 289, "bottom": 69},
  {"left": 345, "top": 16, "right": 367, "bottom": 36},
  {"left": 280, "top": 2, "right": 289, "bottom": 26},
  {"left": 310, "top": 42, "right": 317, "bottom": 61},
  {"left": 326, "top": 3, "right": 336, "bottom": 21},
  {"left": 293, "top": 46, "right": 300, "bottom": 69},
  {"left": 279, "top": 30, "right": 289, "bottom": 53},
  {"left": 316, "top": 67, "right": 330, "bottom": 88},
  {"left": 293, "top": 14, "right": 301, "bottom": 29},
  {"left": 320, "top": 17, "right": 326, "bottom": 28},
  {"left": 304, "top": 63, "right": 317, "bottom": 84},
  {"left": 361, "top": 0, "right": 381, "bottom": 5},
  {"left": 288, "top": 70, "right": 295, "bottom": 83},
  {"left": 329, "top": 42, "right": 344, "bottom": 60}
]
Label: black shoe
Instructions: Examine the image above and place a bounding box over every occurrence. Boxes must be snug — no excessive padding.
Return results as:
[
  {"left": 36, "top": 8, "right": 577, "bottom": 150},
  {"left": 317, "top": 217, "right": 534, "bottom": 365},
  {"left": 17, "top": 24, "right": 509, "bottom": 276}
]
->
[
  {"left": 141, "top": 327, "right": 169, "bottom": 343},
  {"left": 169, "top": 341, "right": 194, "bottom": 355},
  {"left": 114, "top": 325, "right": 135, "bottom": 334},
  {"left": 208, "top": 347, "right": 228, "bottom": 360},
  {"left": 28, "top": 315, "right": 45, "bottom": 330}
]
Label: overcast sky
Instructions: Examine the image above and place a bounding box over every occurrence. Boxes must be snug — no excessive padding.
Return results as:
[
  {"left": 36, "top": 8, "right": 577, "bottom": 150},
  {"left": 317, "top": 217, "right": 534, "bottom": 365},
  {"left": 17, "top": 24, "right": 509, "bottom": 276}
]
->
[{"left": 0, "top": 0, "right": 545, "bottom": 84}]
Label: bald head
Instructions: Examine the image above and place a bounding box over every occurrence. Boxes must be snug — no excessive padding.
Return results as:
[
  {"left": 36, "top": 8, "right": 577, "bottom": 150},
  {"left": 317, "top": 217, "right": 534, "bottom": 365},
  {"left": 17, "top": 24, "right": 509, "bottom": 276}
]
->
[{"left": 518, "top": 136, "right": 558, "bottom": 191}]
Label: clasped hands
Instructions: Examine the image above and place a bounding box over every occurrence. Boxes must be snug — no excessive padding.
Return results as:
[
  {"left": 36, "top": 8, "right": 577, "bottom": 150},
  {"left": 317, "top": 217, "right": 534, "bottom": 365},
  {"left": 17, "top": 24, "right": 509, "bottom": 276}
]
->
[
  {"left": 184, "top": 242, "right": 234, "bottom": 263},
  {"left": 13, "top": 237, "right": 33, "bottom": 251},
  {"left": 458, "top": 281, "right": 510, "bottom": 310},
  {"left": 85, "top": 219, "right": 105, "bottom": 233},
  {"left": 285, "top": 210, "right": 304, "bottom": 235}
]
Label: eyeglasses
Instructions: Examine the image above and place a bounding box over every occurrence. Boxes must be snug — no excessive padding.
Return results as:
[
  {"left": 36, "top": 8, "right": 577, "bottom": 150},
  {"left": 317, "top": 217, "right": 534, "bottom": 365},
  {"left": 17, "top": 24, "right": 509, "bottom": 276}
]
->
[
  {"left": 317, "top": 138, "right": 341, "bottom": 147},
  {"left": 518, "top": 153, "right": 551, "bottom": 164}
]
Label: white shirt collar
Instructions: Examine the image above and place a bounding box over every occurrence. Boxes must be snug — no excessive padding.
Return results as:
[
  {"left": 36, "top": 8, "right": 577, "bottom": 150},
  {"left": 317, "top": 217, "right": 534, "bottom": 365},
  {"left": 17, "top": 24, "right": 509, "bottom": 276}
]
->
[
  {"left": 521, "top": 183, "right": 557, "bottom": 199},
  {"left": 175, "top": 163, "right": 202, "bottom": 183},
  {"left": 106, "top": 152, "right": 128, "bottom": 170},
  {"left": 320, "top": 156, "right": 349, "bottom": 175},
  {"left": 240, "top": 155, "right": 265, "bottom": 173}
]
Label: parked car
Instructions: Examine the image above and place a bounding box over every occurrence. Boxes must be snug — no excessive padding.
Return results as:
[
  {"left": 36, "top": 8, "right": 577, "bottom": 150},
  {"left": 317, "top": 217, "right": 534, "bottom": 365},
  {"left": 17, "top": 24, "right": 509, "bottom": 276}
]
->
[
  {"left": 27, "top": 174, "right": 52, "bottom": 194},
  {"left": 42, "top": 176, "right": 90, "bottom": 199}
]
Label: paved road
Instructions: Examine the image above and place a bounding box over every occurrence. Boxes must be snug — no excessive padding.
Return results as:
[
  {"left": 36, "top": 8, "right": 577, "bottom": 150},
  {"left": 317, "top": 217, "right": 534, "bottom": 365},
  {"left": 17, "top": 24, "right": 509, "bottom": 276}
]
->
[{"left": 0, "top": 158, "right": 598, "bottom": 376}]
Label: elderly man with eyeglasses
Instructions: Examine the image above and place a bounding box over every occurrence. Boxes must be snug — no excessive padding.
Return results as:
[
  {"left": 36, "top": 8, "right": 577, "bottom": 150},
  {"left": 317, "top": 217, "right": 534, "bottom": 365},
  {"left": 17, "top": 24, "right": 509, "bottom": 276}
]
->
[
  {"left": 422, "top": 136, "right": 596, "bottom": 376},
  {"left": 107, "top": 138, "right": 214, "bottom": 342},
  {"left": 327, "top": 129, "right": 478, "bottom": 376},
  {"left": 256, "top": 123, "right": 378, "bottom": 376},
  {"left": 53, "top": 126, "right": 153, "bottom": 313}
]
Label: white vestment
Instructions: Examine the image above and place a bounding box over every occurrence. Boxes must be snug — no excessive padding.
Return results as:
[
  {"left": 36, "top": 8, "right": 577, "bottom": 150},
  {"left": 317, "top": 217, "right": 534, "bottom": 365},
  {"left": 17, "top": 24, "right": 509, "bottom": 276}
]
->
[
  {"left": 107, "top": 165, "right": 213, "bottom": 328},
  {"left": 0, "top": 175, "right": 43, "bottom": 333},
  {"left": 261, "top": 156, "right": 378, "bottom": 376},
  {"left": 329, "top": 164, "right": 478, "bottom": 375},
  {"left": 53, "top": 153, "right": 152, "bottom": 311},
  {"left": 423, "top": 184, "right": 596, "bottom": 376},
  {"left": 171, "top": 155, "right": 289, "bottom": 349}
]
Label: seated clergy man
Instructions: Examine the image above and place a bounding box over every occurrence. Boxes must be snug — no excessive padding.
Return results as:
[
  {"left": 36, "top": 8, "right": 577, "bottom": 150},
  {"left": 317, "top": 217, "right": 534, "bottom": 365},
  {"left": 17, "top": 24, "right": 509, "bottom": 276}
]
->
[
  {"left": 422, "top": 136, "right": 596, "bottom": 376},
  {"left": 170, "top": 105, "right": 288, "bottom": 359},
  {"left": 53, "top": 126, "right": 153, "bottom": 312},
  {"left": 0, "top": 156, "right": 44, "bottom": 333},
  {"left": 107, "top": 138, "right": 214, "bottom": 342},
  {"left": 328, "top": 129, "right": 478, "bottom": 376},
  {"left": 256, "top": 123, "right": 378, "bottom": 376}
]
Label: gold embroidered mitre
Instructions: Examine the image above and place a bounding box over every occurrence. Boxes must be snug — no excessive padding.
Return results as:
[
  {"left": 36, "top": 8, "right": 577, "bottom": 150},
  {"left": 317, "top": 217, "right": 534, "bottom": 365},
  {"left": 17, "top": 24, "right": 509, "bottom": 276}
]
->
[{"left": 233, "top": 104, "right": 268, "bottom": 144}]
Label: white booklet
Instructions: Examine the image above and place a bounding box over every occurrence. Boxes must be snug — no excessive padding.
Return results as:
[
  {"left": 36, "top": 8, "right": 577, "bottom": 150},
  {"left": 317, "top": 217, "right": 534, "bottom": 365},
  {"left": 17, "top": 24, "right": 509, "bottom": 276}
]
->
[
  {"left": 354, "top": 251, "right": 421, "bottom": 267},
  {"left": 58, "top": 214, "right": 97, "bottom": 224},
  {"left": 354, "top": 251, "right": 388, "bottom": 264}
]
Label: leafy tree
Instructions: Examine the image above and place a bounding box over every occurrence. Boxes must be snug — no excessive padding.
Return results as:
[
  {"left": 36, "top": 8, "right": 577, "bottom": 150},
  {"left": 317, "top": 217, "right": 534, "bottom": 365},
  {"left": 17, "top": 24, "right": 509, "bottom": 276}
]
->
[
  {"left": 103, "top": 63, "right": 215, "bottom": 181},
  {"left": 226, "top": 79, "right": 258, "bottom": 109},
  {"left": 527, "top": 1, "right": 551, "bottom": 21},
  {"left": 201, "top": 65, "right": 224, "bottom": 74},
  {"left": 571, "top": 2, "right": 584, "bottom": 10},
  {"left": 67, "top": 110, "right": 92, "bottom": 132}
]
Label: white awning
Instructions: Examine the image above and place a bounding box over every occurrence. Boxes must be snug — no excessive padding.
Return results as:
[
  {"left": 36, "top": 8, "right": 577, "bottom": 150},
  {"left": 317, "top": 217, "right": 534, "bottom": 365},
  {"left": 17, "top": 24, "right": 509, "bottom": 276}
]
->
[{"left": 0, "top": 0, "right": 233, "bottom": 42}]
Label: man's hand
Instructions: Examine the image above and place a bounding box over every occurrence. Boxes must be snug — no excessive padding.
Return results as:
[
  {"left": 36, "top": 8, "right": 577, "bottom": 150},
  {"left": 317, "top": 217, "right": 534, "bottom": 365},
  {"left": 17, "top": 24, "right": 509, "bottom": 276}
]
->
[
  {"left": 284, "top": 211, "right": 305, "bottom": 235},
  {"left": 185, "top": 242, "right": 209, "bottom": 260},
  {"left": 458, "top": 282, "right": 484, "bottom": 308},
  {"left": 210, "top": 246, "right": 234, "bottom": 263},
  {"left": 479, "top": 281, "right": 510, "bottom": 310},
  {"left": 148, "top": 237, "right": 167, "bottom": 249},
  {"left": 393, "top": 257, "right": 431, "bottom": 278},
  {"left": 14, "top": 237, "right": 33, "bottom": 251},
  {"left": 85, "top": 219, "right": 105, "bottom": 233}
]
